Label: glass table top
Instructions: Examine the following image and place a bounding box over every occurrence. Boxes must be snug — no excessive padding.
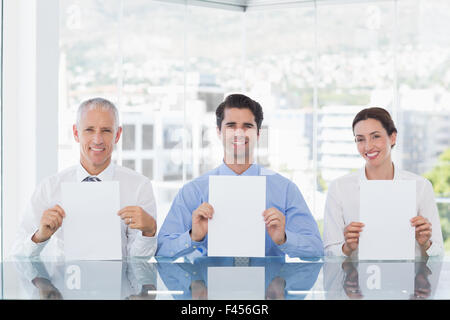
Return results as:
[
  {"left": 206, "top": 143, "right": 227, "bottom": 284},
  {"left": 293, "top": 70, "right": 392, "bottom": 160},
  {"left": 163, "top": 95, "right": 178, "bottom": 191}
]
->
[{"left": 1, "top": 256, "right": 449, "bottom": 300}]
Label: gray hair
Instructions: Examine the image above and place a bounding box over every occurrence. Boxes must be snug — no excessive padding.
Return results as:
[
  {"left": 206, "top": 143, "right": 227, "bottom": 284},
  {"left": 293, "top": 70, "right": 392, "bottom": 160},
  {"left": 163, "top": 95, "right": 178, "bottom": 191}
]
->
[{"left": 76, "top": 97, "right": 120, "bottom": 131}]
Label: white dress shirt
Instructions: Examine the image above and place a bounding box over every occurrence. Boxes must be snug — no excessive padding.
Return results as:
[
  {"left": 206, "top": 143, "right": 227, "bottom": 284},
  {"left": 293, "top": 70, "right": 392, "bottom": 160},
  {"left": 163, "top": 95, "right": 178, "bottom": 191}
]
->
[
  {"left": 323, "top": 164, "right": 444, "bottom": 258},
  {"left": 11, "top": 162, "right": 157, "bottom": 259}
]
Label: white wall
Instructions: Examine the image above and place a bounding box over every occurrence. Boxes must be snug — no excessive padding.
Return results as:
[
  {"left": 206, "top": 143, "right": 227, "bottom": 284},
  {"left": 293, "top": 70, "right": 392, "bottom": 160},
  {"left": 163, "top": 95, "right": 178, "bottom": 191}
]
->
[{"left": 2, "top": 0, "right": 59, "bottom": 260}]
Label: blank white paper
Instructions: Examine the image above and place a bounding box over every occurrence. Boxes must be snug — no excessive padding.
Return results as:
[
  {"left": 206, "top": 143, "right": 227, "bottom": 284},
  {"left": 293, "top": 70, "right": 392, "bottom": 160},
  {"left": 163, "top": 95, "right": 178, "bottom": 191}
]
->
[
  {"left": 61, "top": 181, "right": 122, "bottom": 260},
  {"left": 208, "top": 176, "right": 266, "bottom": 257},
  {"left": 359, "top": 180, "right": 416, "bottom": 260},
  {"left": 208, "top": 267, "right": 265, "bottom": 300}
]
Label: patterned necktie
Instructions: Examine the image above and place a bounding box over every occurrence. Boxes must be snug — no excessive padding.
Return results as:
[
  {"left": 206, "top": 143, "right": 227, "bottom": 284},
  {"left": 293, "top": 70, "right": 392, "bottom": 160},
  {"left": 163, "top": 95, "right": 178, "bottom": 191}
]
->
[
  {"left": 233, "top": 257, "right": 250, "bottom": 266},
  {"left": 82, "top": 176, "right": 101, "bottom": 182}
]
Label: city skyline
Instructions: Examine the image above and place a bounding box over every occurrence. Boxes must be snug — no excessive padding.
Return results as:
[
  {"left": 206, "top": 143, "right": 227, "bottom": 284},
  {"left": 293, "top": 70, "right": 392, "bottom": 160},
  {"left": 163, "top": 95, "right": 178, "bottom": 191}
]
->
[{"left": 57, "top": 0, "right": 450, "bottom": 242}]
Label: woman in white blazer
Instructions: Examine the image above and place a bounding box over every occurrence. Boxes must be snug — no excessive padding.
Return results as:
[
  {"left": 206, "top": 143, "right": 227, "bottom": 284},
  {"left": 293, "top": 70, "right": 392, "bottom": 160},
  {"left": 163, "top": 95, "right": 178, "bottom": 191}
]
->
[{"left": 323, "top": 107, "right": 444, "bottom": 258}]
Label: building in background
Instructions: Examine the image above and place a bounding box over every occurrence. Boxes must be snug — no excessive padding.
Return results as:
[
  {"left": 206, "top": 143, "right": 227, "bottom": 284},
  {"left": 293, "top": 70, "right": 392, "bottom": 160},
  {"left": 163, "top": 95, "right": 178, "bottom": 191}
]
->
[{"left": 57, "top": 0, "right": 450, "bottom": 229}]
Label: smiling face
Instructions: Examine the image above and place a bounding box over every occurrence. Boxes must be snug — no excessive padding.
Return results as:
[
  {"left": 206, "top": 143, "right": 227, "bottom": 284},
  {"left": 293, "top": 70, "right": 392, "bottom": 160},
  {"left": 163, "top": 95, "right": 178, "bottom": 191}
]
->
[
  {"left": 73, "top": 107, "right": 122, "bottom": 175},
  {"left": 353, "top": 118, "right": 397, "bottom": 169},
  {"left": 217, "top": 107, "right": 259, "bottom": 164}
]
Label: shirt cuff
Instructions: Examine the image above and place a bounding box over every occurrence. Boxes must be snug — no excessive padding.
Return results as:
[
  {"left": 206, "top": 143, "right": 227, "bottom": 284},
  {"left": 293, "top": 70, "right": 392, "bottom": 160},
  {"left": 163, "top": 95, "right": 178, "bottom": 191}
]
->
[
  {"left": 426, "top": 240, "right": 443, "bottom": 257},
  {"left": 165, "top": 230, "right": 207, "bottom": 258},
  {"left": 22, "top": 234, "right": 49, "bottom": 257},
  {"left": 132, "top": 233, "right": 157, "bottom": 257},
  {"left": 189, "top": 232, "right": 207, "bottom": 253},
  {"left": 277, "top": 229, "right": 306, "bottom": 256},
  {"left": 137, "top": 232, "right": 157, "bottom": 241},
  {"left": 276, "top": 230, "right": 291, "bottom": 252},
  {"left": 324, "top": 242, "right": 347, "bottom": 257},
  {"left": 277, "top": 229, "right": 325, "bottom": 258}
]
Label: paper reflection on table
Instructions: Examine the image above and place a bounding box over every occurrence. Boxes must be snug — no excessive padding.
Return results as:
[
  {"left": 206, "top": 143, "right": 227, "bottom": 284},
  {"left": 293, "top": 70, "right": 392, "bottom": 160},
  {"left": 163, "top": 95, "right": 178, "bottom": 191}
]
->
[
  {"left": 157, "top": 256, "right": 322, "bottom": 300},
  {"left": 10, "top": 258, "right": 158, "bottom": 300},
  {"left": 323, "top": 258, "right": 442, "bottom": 300}
]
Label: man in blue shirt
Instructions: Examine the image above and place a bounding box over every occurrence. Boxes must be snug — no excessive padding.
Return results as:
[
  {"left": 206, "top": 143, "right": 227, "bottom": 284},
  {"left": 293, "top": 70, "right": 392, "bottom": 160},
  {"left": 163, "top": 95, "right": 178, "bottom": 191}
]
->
[{"left": 156, "top": 94, "right": 323, "bottom": 259}]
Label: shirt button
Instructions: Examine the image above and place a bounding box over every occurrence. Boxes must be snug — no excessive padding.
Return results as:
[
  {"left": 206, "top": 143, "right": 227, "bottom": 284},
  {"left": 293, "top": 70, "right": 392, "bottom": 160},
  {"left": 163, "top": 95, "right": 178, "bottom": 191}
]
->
[
  {"left": 193, "top": 245, "right": 197, "bottom": 249},
  {"left": 185, "top": 243, "right": 189, "bottom": 248}
]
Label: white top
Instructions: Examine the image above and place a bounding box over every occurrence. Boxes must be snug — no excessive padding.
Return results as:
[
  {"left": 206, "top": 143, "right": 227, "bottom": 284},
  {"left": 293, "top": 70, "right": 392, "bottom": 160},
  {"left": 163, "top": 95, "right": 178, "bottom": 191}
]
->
[
  {"left": 11, "top": 163, "right": 157, "bottom": 259},
  {"left": 323, "top": 165, "right": 444, "bottom": 258}
]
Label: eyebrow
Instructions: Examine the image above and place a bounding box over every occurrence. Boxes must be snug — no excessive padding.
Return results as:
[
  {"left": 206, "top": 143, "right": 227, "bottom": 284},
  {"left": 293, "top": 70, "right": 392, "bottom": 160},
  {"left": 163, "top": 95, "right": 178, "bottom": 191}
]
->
[
  {"left": 355, "top": 131, "right": 381, "bottom": 137},
  {"left": 84, "top": 126, "right": 113, "bottom": 130},
  {"left": 224, "top": 122, "right": 254, "bottom": 126}
]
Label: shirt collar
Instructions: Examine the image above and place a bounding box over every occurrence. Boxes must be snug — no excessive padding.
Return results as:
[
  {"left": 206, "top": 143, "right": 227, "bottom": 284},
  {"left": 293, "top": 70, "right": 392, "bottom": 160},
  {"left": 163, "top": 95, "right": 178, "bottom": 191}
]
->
[
  {"left": 76, "top": 162, "right": 115, "bottom": 182},
  {"left": 218, "top": 161, "right": 260, "bottom": 176},
  {"left": 359, "top": 162, "right": 398, "bottom": 181}
]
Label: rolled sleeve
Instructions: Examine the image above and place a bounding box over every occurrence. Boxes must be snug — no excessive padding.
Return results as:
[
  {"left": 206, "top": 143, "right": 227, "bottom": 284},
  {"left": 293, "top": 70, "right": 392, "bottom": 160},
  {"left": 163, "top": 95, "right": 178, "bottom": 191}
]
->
[
  {"left": 129, "top": 232, "right": 157, "bottom": 257},
  {"left": 323, "top": 181, "right": 347, "bottom": 257},
  {"left": 127, "top": 179, "right": 158, "bottom": 257},
  {"left": 156, "top": 183, "right": 206, "bottom": 257},
  {"left": 278, "top": 229, "right": 324, "bottom": 258},
  {"left": 419, "top": 179, "right": 444, "bottom": 257},
  {"left": 14, "top": 233, "right": 50, "bottom": 258},
  {"left": 278, "top": 182, "right": 324, "bottom": 258},
  {"left": 426, "top": 240, "right": 444, "bottom": 257}
]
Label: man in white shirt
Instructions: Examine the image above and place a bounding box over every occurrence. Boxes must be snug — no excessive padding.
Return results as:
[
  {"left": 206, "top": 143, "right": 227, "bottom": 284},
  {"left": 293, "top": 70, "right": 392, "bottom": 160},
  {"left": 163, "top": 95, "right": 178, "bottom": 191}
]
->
[{"left": 12, "top": 97, "right": 157, "bottom": 259}]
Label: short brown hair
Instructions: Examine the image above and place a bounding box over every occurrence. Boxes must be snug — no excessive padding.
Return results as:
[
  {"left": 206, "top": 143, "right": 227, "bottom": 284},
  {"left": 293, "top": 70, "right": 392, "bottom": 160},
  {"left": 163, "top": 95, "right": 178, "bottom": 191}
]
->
[
  {"left": 215, "top": 94, "right": 264, "bottom": 133},
  {"left": 352, "top": 107, "right": 397, "bottom": 147}
]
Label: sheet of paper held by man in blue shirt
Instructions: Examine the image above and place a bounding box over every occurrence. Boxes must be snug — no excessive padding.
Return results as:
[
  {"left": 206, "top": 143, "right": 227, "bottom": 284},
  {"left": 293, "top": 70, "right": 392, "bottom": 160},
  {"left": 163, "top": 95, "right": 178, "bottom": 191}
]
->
[
  {"left": 359, "top": 180, "right": 416, "bottom": 260},
  {"left": 208, "top": 175, "right": 266, "bottom": 257},
  {"left": 61, "top": 181, "right": 121, "bottom": 260}
]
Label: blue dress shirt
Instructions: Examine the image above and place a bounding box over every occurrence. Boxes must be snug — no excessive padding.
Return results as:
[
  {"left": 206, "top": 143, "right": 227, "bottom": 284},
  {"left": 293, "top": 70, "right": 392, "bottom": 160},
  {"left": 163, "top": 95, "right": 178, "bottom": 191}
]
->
[{"left": 156, "top": 163, "right": 324, "bottom": 258}]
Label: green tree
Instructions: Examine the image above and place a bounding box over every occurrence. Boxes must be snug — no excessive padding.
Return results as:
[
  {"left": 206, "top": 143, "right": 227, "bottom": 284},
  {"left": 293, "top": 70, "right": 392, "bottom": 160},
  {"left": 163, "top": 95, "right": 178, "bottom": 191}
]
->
[
  {"left": 424, "top": 148, "right": 450, "bottom": 197},
  {"left": 423, "top": 148, "right": 450, "bottom": 251}
]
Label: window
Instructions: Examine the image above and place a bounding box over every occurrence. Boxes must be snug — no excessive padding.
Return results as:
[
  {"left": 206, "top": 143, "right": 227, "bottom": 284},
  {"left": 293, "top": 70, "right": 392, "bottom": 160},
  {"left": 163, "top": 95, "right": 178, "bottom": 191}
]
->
[
  {"left": 142, "top": 124, "right": 154, "bottom": 150},
  {"left": 122, "top": 124, "right": 136, "bottom": 150},
  {"left": 58, "top": 0, "right": 450, "bottom": 250},
  {"left": 0, "top": 0, "right": 3, "bottom": 263}
]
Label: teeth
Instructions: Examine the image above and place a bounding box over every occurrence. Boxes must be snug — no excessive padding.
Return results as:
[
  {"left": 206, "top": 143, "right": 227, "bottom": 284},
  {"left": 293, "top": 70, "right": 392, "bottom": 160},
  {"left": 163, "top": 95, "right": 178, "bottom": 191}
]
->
[
  {"left": 91, "top": 148, "right": 104, "bottom": 151},
  {"left": 367, "top": 152, "right": 378, "bottom": 157}
]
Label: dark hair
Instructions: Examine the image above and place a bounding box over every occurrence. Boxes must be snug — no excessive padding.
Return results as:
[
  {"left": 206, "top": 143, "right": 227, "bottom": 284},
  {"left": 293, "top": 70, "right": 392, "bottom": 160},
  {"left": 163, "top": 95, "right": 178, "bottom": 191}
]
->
[
  {"left": 215, "top": 94, "right": 264, "bottom": 132},
  {"left": 352, "top": 107, "right": 397, "bottom": 147}
]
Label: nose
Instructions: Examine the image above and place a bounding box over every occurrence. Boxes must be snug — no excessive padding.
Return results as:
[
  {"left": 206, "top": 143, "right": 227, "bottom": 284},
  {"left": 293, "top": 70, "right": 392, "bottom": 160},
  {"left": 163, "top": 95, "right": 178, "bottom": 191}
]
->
[
  {"left": 364, "top": 138, "right": 374, "bottom": 151},
  {"left": 234, "top": 128, "right": 245, "bottom": 137},
  {"left": 92, "top": 132, "right": 104, "bottom": 144}
]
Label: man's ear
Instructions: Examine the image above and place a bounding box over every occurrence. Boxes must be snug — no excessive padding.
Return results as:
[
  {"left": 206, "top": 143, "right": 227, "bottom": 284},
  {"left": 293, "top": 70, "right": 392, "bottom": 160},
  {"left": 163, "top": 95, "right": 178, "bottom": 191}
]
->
[
  {"left": 115, "top": 126, "right": 123, "bottom": 144},
  {"left": 73, "top": 124, "right": 80, "bottom": 143}
]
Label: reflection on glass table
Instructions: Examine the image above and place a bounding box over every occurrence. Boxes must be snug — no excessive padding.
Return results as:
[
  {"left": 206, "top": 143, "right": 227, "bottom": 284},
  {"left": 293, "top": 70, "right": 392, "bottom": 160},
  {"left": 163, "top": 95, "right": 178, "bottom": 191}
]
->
[
  {"left": 323, "top": 257, "right": 443, "bottom": 300},
  {"left": 8, "top": 258, "right": 156, "bottom": 300},
  {"left": 3, "top": 256, "right": 450, "bottom": 300},
  {"left": 156, "top": 256, "right": 322, "bottom": 300}
]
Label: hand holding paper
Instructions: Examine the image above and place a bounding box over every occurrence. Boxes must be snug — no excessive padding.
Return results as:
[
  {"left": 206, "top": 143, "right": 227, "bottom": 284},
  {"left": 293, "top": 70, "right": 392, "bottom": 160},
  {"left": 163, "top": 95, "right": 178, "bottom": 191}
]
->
[
  {"left": 410, "top": 216, "right": 432, "bottom": 249},
  {"left": 191, "top": 202, "right": 214, "bottom": 242},
  {"left": 32, "top": 205, "right": 66, "bottom": 243},
  {"left": 342, "top": 222, "right": 365, "bottom": 256},
  {"left": 263, "top": 208, "right": 286, "bottom": 245},
  {"left": 118, "top": 206, "right": 156, "bottom": 237}
]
